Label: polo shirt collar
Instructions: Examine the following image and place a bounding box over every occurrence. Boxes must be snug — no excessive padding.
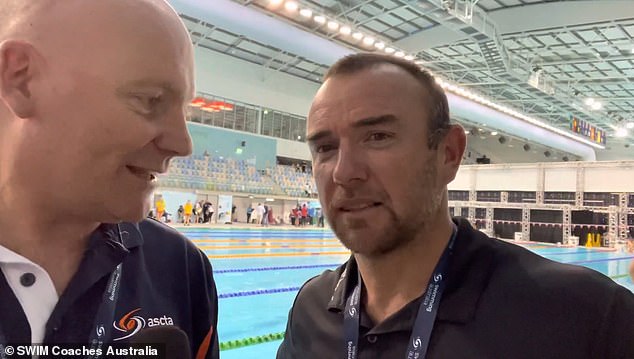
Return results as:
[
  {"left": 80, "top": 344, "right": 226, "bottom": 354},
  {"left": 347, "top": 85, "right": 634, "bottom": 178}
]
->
[
  {"left": 326, "top": 218, "right": 495, "bottom": 324},
  {"left": 97, "top": 222, "right": 144, "bottom": 249}
]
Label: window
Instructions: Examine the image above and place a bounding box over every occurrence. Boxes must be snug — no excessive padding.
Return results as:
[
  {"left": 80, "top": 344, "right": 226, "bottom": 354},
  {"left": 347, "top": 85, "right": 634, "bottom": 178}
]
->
[
  {"left": 262, "top": 110, "right": 273, "bottom": 136},
  {"left": 187, "top": 93, "right": 309, "bottom": 143},
  {"left": 246, "top": 108, "right": 258, "bottom": 134}
]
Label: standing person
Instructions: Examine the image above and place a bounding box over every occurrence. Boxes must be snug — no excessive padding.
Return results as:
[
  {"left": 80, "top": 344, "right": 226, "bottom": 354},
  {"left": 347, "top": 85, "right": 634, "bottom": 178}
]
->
[
  {"left": 184, "top": 200, "right": 193, "bottom": 226},
  {"left": 194, "top": 201, "right": 203, "bottom": 224},
  {"left": 246, "top": 204, "right": 254, "bottom": 224},
  {"left": 301, "top": 204, "right": 308, "bottom": 227},
  {"left": 262, "top": 205, "right": 269, "bottom": 227},
  {"left": 268, "top": 206, "right": 275, "bottom": 226},
  {"left": 155, "top": 196, "right": 166, "bottom": 222},
  {"left": 177, "top": 205, "right": 185, "bottom": 224},
  {"left": 289, "top": 209, "right": 296, "bottom": 226},
  {"left": 0, "top": 1, "right": 219, "bottom": 357},
  {"left": 256, "top": 203, "right": 265, "bottom": 225},
  {"left": 203, "top": 200, "right": 212, "bottom": 223},
  {"left": 231, "top": 205, "right": 237, "bottom": 223},
  {"left": 317, "top": 208, "right": 324, "bottom": 228},
  {"left": 277, "top": 53, "right": 633, "bottom": 358},
  {"left": 199, "top": 200, "right": 206, "bottom": 223}
]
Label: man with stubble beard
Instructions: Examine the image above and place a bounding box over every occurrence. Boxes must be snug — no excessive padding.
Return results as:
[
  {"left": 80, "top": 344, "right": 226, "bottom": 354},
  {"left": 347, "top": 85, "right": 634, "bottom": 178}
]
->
[{"left": 277, "top": 53, "right": 633, "bottom": 359}]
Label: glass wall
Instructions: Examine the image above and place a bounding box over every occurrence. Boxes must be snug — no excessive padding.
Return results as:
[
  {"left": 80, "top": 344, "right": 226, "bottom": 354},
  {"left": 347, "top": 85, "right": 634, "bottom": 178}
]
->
[{"left": 188, "top": 93, "right": 307, "bottom": 143}]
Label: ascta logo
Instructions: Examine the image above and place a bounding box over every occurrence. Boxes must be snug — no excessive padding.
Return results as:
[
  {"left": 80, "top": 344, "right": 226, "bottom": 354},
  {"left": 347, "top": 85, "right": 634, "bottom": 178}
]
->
[{"left": 113, "top": 308, "right": 174, "bottom": 341}]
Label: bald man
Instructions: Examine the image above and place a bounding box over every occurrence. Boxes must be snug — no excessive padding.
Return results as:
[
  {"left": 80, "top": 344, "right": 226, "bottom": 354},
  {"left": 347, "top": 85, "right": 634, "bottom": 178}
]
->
[{"left": 0, "top": 1, "right": 218, "bottom": 357}]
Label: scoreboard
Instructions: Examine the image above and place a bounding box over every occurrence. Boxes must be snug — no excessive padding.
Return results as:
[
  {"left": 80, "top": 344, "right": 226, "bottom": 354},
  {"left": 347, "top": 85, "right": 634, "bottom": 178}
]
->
[{"left": 570, "top": 116, "right": 606, "bottom": 145}]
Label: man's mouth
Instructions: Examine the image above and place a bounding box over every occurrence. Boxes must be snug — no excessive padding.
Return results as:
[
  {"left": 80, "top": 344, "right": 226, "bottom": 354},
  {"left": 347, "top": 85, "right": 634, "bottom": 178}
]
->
[
  {"left": 126, "top": 166, "right": 157, "bottom": 181},
  {"left": 339, "top": 202, "right": 382, "bottom": 212}
]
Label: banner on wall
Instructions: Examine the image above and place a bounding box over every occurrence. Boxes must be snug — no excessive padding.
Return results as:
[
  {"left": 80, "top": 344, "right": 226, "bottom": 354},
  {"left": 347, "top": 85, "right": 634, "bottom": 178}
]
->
[{"left": 218, "top": 194, "right": 233, "bottom": 224}]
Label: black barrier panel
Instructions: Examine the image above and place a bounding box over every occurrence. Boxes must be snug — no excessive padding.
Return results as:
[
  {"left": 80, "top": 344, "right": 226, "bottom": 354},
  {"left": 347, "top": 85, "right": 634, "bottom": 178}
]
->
[
  {"left": 508, "top": 191, "right": 536, "bottom": 203},
  {"left": 571, "top": 210, "right": 608, "bottom": 246},
  {"left": 473, "top": 208, "right": 488, "bottom": 230},
  {"left": 530, "top": 210, "right": 564, "bottom": 244},
  {"left": 544, "top": 192, "right": 575, "bottom": 205},
  {"left": 475, "top": 208, "right": 487, "bottom": 219},
  {"left": 583, "top": 192, "right": 619, "bottom": 207},
  {"left": 476, "top": 191, "right": 501, "bottom": 202},
  {"left": 448, "top": 190, "right": 469, "bottom": 201},
  {"left": 493, "top": 208, "right": 522, "bottom": 239},
  {"left": 531, "top": 209, "right": 563, "bottom": 223}
]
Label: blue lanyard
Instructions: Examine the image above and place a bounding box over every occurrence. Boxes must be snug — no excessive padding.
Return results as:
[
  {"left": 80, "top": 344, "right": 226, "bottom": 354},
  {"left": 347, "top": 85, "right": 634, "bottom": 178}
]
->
[
  {"left": 85, "top": 262, "right": 123, "bottom": 359},
  {"left": 0, "top": 224, "right": 125, "bottom": 359},
  {"left": 344, "top": 225, "right": 458, "bottom": 359}
]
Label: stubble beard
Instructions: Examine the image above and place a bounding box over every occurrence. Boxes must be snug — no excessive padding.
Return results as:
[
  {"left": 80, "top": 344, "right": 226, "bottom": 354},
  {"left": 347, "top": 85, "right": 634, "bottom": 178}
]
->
[{"left": 329, "top": 157, "right": 445, "bottom": 257}]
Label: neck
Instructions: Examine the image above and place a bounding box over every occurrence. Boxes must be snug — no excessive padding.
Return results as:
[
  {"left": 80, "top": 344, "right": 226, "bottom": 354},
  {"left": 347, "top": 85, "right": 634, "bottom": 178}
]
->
[
  {"left": 355, "top": 214, "right": 454, "bottom": 325},
  {"left": 0, "top": 187, "right": 99, "bottom": 262}
]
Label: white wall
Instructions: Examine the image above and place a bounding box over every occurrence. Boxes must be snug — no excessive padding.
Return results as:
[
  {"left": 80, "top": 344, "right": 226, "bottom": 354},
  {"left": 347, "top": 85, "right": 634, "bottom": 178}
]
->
[
  {"left": 451, "top": 161, "right": 634, "bottom": 193},
  {"left": 585, "top": 167, "right": 634, "bottom": 192},
  {"left": 544, "top": 168, "right": 578, "bottom": 192},
  {"left": 276, "top": 138, "right": 311, "bottom": 162},
  {"left": 194, "top": 47, "right": 319, "bottom": 117}
]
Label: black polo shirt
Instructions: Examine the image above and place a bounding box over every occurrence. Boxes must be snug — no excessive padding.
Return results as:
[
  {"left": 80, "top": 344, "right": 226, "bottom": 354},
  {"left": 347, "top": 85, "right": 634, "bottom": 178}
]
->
[
  {"left": 0, "top": 219, "right": 219, "bottom": 358},
  {"left": 277, "top": 217, "right": 634, "bottom": 359}
]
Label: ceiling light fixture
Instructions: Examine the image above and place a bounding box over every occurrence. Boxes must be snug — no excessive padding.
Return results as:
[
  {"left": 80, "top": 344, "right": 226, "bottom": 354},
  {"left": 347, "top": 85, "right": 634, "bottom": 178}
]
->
[
  {"left": 384, "top": 47, "right": 395, "bottom": 54},
  {"left": 615, "top": 127, "right": 628, "bottom": 138},
  {"left": 284, "top": 1, "right": 298, "bottom": 12},
  {"left": 314, "top": 15, "right": 326, "bottom": 24},
  {"left": 352, "top": 32, "right": 363, "bottom": 40},
  {"left": 299, "top": 8, "right": 312, "bottom": 18},
  {"left": 363, "top": 36, "right": 375, "bottom": 46},
  {"left": 374, "top": 42, "right": 385, "bottom": 50},
  {"left": 626, "top": 122, "right": 634, "bottom": 129},
  {"left": 327, "top": 21, "right": 339, "bottom": 30},
  {"left": 339, "top": 26, "right": 351, "bottom": 35}
]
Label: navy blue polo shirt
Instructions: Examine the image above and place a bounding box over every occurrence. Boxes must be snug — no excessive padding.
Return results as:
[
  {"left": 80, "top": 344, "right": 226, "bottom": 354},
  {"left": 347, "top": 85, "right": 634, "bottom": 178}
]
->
[{"left": 0, "top": 219, "right": 219, "bottom": 358}]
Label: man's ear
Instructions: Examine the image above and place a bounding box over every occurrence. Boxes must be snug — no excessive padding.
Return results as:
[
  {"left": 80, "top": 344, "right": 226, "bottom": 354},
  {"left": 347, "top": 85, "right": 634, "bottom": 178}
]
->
[
  {"left": 439, "top": 124, "right": 467, "bottom": 184},
  {"left": 0, "top": 40, "right": 37, "bottom": 118}
]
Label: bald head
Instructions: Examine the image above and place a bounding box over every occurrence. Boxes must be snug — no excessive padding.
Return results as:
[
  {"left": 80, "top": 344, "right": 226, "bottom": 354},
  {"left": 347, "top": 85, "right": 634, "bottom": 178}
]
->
[
  {"left": 0, "top": 0, "right": 195, "bottom": 223},
  {"left": 1, "top": 0, "right": 191, "bottom": 72},
  {"left": 0, "top": 0, "right": 187, "bottom": 40}
]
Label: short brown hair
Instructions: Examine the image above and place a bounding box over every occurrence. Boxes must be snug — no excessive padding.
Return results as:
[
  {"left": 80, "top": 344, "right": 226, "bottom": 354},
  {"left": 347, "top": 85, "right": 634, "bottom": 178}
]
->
[{"left": 324, "top": 53, "right": 451, "bottom": 149}]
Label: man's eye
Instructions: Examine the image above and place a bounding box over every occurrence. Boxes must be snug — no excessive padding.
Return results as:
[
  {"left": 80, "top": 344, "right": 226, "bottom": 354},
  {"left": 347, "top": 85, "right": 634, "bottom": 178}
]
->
[
  {"left": 316, "top": 144, "right": 335, "bottom": 153},
  {"left": 135, "top": 94, "right": 163, "bottom": 108},
  {"left": 144, "top": 95, "right": 163, "bottom": 107},
  {"left": 367, "top": 133, "right": 392, "bottom": 141}
]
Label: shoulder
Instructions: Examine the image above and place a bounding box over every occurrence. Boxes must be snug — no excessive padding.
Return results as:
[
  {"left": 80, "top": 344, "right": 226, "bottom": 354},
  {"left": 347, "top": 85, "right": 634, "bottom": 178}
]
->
[
  {"left": 483, "top": 236, "right": 625, "bottom": 303},
  {"left": 136, "top": 219, "right": 208, "bottom": 266}
]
